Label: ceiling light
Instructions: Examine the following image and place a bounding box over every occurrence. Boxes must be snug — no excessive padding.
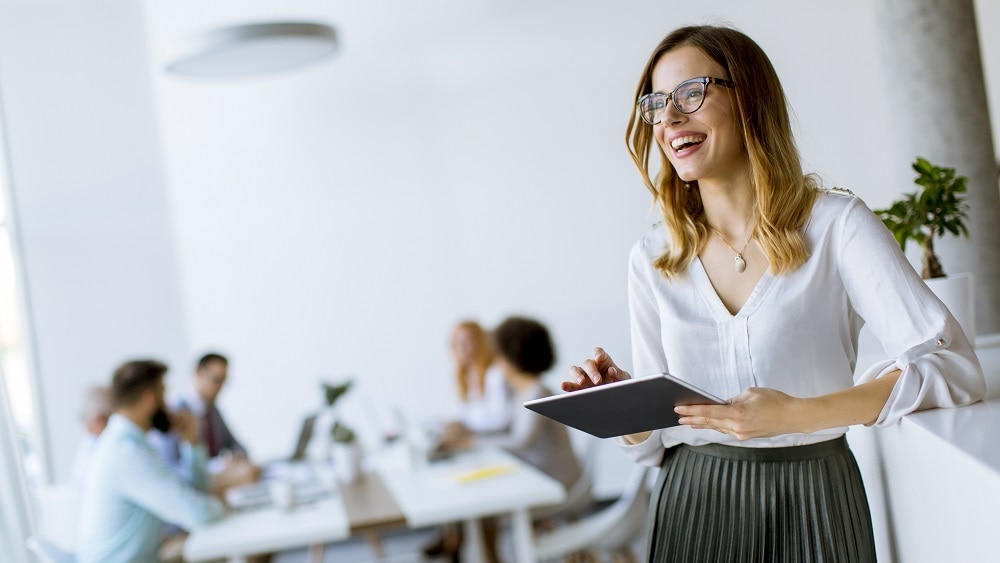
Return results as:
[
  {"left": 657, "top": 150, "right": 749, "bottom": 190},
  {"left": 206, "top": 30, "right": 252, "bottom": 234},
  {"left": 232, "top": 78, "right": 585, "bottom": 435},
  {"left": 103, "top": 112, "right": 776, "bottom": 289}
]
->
[{"left": 166, "top": 22, "right": 338, "bottom": 78}]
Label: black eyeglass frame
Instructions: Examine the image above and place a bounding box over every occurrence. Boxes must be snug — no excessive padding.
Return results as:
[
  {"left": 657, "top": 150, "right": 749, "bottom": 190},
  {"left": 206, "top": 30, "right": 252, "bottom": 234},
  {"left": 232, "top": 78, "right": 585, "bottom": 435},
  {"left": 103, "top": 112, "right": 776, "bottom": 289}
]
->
[{"left": 637, "top": 77, "right": 736, "bottom": 125}]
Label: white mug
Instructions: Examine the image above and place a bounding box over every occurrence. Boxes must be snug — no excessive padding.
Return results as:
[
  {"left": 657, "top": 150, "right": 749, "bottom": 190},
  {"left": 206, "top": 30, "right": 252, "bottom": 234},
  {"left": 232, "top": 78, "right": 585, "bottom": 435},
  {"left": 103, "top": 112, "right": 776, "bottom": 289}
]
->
[{"left": 269, "top": 480, "right": 295, "bottom": 510}]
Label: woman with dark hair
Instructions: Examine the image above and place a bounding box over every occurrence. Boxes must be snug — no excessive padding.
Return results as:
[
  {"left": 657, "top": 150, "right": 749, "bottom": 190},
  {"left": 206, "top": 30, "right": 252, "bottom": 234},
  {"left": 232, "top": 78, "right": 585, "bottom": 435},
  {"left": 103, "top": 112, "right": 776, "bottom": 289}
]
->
[
  {"left": 433, "top": 317, "right": 582, "bottom": 563},
  {"left": 442, "top": 316, "right": 582, "bottom": 490},
  {"left": 483, "top": 316, "right": 581, "bottom": 491},
  {"left": 563, "top": 25, "right": 985, "bottom": 562}
]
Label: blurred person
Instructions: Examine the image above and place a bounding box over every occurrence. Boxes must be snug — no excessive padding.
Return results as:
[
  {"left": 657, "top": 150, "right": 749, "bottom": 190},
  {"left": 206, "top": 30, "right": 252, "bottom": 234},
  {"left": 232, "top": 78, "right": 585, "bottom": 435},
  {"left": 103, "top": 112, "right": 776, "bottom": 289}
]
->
[
  {"left": 435, "top": 316, "right": 583, "bottom": 563},
  {"left": 76, "top": 359, "right": 225, "bottom": 563},
  {"left": 152, "top": 352, "right": 260, "bottom": 488},
  {"left": 424, "top": 321, "right": 512, "bottom": 560},
  {"left": 437, "top": 321, "right": 511, "bottom": 447},
  {"left": 478, "top": 316, "right": 582, "bottom": 490},
  {"left": 70, "top": 386, "right": 113, "bottom": 489}
]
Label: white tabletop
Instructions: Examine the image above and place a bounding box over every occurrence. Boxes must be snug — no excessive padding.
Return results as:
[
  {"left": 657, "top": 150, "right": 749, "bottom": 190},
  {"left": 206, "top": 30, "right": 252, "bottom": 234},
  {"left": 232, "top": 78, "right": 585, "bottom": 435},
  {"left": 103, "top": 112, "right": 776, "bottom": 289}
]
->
[
  {"left": 857, "top": 334, "right": 1000, "bottom": 477},
  {"left": 376, "top": 446, "right": 566, "bottom": 528},
  {"left": 183, "top": 495, "right": 350, "bottom": 561}
]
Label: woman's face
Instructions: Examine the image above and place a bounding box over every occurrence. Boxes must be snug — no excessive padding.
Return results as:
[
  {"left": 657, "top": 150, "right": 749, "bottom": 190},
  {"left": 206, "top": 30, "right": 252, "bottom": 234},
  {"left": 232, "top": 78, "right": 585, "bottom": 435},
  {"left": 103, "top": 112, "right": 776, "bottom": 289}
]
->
[
  {"left": 452, "top": 328, "right": 476, "bottom": 364},
  {"left": 649, "top": 46, "right": 747, "bottom": 185}
]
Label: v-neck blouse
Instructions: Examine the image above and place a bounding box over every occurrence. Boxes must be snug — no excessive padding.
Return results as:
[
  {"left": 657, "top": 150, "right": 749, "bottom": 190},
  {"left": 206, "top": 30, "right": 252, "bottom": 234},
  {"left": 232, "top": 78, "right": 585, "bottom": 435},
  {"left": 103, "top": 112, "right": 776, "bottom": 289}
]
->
[{"left": 619, "top": 191, "right": 986, "bottom": 462}]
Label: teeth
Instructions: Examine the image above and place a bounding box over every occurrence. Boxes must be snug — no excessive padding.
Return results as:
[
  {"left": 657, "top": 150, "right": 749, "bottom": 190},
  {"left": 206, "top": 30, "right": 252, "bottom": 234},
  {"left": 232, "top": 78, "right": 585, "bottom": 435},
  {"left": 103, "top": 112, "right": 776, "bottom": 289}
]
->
[{"left": 671, "top": 135, "right": 706, "bottom": 150}]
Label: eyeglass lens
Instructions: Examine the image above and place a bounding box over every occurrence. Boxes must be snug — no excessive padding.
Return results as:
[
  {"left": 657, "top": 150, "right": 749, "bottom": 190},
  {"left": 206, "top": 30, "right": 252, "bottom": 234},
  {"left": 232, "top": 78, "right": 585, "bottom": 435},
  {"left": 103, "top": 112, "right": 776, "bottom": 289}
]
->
[{"left": 639, "top": 80, "right": 708, "bottom": 125}]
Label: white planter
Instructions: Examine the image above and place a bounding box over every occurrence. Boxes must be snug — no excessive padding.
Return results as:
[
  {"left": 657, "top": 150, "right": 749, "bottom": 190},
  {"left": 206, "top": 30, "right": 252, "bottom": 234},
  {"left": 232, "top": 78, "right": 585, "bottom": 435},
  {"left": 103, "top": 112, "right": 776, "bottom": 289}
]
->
[
  {"left": 330, "top": 442, "right": 363, "bottom": 484},
  {"left": 925, "top": 273, "right": 975, "bottom": 344}
]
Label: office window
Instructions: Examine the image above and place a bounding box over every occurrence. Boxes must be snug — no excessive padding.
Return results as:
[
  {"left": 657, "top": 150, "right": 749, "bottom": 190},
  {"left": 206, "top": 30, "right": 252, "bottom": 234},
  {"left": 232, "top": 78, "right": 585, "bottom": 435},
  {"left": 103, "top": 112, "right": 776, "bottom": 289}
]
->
[{"left": 0, "top": 135, "right": 43, "bottom": 486}]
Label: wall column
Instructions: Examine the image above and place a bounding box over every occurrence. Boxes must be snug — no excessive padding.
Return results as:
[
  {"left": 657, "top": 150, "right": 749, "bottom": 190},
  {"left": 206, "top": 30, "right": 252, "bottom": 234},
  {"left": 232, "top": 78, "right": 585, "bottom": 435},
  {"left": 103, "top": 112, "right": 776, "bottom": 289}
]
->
[{"left": 874, "top": 0, "right": 1000, "bottom": 334}]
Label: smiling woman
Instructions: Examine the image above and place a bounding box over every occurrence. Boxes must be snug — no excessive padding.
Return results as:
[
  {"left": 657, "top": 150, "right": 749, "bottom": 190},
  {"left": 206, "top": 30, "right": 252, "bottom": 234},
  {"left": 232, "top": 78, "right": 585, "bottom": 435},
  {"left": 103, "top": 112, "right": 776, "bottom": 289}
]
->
[{"left": 563, "top": 24, "right": 985, "bottom": 563}]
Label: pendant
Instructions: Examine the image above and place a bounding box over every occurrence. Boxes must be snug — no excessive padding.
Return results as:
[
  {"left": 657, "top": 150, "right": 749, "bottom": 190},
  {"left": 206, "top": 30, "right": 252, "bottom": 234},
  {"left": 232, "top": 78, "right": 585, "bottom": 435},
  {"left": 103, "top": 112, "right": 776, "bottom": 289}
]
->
[{"left": 734, "top": 254, "right": 746, "bottom": 273}]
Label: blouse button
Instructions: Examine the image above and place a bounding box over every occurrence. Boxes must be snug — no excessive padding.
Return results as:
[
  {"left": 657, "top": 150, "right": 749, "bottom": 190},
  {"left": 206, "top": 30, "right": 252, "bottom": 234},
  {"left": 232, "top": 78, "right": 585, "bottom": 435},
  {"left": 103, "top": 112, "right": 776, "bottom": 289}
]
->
[{"left": 936, "top": 338, "right": 945, "bottom": 346}]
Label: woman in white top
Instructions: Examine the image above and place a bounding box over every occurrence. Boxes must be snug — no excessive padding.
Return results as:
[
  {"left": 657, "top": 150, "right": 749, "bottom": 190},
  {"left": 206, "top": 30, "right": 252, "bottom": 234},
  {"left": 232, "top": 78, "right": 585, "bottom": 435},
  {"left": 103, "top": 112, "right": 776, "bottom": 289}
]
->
[
  {"left": 563, "top": 25, "right": 985, "bottom": 562},
  {"left": 423, "top": 320, "right": 510, "bottom": 560},
  {"left": 450, "top": 320, "right": 510, "bottom": 434}
]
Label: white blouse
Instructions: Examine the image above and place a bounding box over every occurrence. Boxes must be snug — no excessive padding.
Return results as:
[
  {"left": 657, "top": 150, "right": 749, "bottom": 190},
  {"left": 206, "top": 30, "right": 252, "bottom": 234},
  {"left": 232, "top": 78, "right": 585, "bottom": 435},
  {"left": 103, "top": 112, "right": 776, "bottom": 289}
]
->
[
  {"left": 618, "top": 191, "right": 986, "bottom": 465},
  {"left": 458, "top": 365, "right": 511, "bottom": 434}
]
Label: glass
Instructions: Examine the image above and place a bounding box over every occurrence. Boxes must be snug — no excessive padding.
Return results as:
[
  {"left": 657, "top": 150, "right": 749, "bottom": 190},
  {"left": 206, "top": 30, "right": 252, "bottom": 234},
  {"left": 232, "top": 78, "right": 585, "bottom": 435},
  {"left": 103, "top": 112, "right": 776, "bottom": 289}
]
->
[
  {"left": 0, "top": 118, "right": 45, "bottom": 487},
  {"left": 637, "top": 76, "right": 735, "bottom": 125}
]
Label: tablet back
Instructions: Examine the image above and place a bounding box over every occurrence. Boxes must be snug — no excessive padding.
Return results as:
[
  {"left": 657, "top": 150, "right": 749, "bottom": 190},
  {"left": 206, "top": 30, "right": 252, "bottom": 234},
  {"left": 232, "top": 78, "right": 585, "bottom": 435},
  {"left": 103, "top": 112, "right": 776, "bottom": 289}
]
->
[{"left": 523, "top": 374, "right": 724, "bottom": 439}]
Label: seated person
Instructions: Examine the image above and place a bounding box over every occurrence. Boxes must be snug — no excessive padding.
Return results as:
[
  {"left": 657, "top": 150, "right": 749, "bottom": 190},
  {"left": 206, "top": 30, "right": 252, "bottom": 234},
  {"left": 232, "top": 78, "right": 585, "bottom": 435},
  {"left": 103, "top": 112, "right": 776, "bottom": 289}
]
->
[
  {"left": 434, "top": 317, "right": 584, "bottom": 563},
  {"left": 437, "top": 320, "right": 510, "bottom": 447},
  {"left": 70, "top": 386, "right": 113, "bottom": 489},
  {"left": 151, "top": 352, "right": 259, "bottom": 488},
  {"left": 475, "top": 316, "right": 582, "bottom": 491},
  {"left": 76, "top": 360, "right": 225, "bottom": 563}
]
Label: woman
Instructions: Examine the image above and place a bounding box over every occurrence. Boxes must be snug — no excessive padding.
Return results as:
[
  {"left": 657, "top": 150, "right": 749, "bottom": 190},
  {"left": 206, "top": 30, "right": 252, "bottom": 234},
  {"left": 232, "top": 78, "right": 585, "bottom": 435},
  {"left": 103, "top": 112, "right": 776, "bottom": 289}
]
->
[
  {"left": 442, "top": 320, "right": 510, "bottom": 440},
  {"left": 479, "top": 316, "right": 582, "bottom": 491},
  {"left": 563, "top": 25, "right": 985, "bottom": 562},
  {"left": 423, "top": 321, "right": 510, "bottom": 561},
  {"left": 431, "top": 318, "right": 582, "bottom": 562},
  {"left": 453, "top": 320, "right": 510, "bottom": 433}
]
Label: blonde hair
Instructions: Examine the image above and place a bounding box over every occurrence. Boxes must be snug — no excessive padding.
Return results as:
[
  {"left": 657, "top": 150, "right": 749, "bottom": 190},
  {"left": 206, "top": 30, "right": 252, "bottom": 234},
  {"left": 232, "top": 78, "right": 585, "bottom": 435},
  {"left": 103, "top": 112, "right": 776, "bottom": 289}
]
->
[
  {"left": 625, "top": 25, "right": 818, "bottom": 278},
  {"left": 451, "top": 321, "right": 495, "bottom": 402}
]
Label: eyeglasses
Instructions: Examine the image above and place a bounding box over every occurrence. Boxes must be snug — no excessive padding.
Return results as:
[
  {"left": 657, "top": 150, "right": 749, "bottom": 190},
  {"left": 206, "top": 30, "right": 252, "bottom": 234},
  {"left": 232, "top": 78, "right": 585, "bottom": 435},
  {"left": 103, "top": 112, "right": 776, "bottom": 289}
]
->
[{"left": 636, "top": 77, "right": 735, "bottom": 125}]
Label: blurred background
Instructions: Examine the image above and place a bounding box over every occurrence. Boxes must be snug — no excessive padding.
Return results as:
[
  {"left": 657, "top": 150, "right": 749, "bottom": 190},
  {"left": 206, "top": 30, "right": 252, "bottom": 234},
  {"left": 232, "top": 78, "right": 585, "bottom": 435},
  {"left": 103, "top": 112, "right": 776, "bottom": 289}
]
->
[{"left": 1, "top": 0, "right": 998, "bottom": 510}]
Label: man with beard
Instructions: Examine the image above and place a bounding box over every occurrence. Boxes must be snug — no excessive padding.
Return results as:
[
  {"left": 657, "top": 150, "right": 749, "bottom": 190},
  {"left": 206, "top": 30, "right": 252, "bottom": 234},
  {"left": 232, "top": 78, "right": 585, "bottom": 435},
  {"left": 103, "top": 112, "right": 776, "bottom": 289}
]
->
[{"left": 76, "top": 359, "right": 225, "bottom": 563}]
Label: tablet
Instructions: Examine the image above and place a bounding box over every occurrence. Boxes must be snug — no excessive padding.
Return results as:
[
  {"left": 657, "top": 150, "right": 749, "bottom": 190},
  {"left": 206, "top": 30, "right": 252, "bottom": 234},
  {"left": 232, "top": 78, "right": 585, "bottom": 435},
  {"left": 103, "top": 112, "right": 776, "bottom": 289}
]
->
[{"left": 524, "top": 374, "right": 725, "bottom": 439}]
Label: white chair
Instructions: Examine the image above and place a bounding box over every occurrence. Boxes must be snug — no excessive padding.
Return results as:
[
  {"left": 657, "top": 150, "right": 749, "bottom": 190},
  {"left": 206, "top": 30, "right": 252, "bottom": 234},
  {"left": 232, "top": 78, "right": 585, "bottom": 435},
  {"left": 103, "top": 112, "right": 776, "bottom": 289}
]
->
[
  {"left": 25, "top": 536, "right": 74, "bottom": 563},
  {"left": 534, "top": 465, "right": 650, "bottom": 561},
  {"left": 29, "top": 483, "right": 79, "bottom": 556},
  {"left": 531, "top": 434, "right": 600, "bottom": 522}
]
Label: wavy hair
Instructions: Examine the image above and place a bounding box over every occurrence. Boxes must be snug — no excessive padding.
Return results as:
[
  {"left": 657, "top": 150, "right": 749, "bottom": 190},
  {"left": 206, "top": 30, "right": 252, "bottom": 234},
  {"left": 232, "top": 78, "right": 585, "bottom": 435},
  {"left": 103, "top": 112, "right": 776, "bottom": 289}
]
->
[
  {"left": 625, "top": 25, "right": 818, "bottom": 278},
  {"left": 451, "top": 321, "right": 495, "bottom": 402}
]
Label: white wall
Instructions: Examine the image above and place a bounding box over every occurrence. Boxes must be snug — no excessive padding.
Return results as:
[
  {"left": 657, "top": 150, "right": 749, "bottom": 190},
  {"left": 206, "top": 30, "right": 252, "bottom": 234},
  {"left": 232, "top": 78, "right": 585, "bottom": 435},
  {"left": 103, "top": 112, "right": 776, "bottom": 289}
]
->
[
  {"left": 0, "top": 0, "right": 188, "bottom": 481},
  {"left": 140, "top": 0, "right": 899, "bottom": 460},
  {"left": 1, "top": 0, "right": 994, "bottom": 487}
]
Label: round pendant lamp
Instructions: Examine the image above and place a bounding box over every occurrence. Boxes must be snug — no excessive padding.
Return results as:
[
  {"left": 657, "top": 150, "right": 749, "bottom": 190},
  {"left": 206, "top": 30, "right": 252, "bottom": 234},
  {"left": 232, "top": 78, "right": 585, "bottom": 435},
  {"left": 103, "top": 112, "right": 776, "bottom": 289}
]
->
[{"left": 166, "top": 21, "right": 338, "bottom": 77}]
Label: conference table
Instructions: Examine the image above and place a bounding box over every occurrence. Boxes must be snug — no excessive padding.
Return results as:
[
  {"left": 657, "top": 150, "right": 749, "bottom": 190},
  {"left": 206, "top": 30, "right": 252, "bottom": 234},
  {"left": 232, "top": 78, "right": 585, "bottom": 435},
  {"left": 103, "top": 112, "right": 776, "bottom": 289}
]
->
[{"left": 183, "top": 445, "right": 567, "bottom": 562}]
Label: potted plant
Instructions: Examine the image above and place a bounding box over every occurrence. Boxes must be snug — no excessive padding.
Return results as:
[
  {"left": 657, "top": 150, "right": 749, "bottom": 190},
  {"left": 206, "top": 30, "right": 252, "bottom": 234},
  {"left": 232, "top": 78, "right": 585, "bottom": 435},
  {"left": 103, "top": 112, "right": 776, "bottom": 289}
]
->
[
  {"left": 873, "top": 157, "right": 975, "bottom": 340},
  {"left": 329, "top": 420, "right": 362, "bottom": 483},
  {"left": 317, "top": 380, "right": 363, "bottom": 483}
]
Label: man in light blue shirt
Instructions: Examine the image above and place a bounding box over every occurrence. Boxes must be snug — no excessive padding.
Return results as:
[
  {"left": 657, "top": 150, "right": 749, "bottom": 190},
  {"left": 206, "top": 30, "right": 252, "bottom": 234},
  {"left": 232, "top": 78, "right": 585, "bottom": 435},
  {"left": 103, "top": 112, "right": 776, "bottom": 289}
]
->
[{"left": 76, "top": 360, "right": 225, "bottom": 563}]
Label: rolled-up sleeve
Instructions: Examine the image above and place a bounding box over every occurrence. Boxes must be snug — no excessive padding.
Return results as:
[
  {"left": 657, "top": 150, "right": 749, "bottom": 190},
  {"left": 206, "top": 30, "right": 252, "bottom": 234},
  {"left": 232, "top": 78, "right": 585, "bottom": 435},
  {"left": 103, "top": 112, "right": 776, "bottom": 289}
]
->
[{"left": 837, "top": 198, "right": 986, "bottom": 425}]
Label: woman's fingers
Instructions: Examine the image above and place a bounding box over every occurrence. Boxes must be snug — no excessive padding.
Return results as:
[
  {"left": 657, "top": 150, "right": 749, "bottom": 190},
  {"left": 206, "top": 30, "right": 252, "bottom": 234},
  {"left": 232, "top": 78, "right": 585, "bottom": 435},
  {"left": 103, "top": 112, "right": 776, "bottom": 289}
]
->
[
  {"left": 563, "top": 348, "right": 632, "bottom": 392},
  {"left": 674, "top": 388, "right": 798, "bottom": 440}
]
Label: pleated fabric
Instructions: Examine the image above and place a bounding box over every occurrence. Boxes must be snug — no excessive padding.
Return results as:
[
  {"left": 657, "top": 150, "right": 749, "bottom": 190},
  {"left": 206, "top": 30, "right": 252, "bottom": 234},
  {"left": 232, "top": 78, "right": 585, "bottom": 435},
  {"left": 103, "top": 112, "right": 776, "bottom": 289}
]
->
[{"left": 647, "top": 436, "right": 875, "bottom": 563}]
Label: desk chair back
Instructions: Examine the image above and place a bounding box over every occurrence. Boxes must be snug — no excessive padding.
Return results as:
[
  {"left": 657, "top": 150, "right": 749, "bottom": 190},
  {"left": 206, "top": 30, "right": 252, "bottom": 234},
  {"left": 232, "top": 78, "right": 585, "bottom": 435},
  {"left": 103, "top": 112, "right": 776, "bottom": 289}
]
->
[
  {"left": 534, "top": 464, "right": 650, "bottom": 560},
  {"left": 30, "top": 484, "right": 78, "bottom": 554},
  {"left": 26, "top": 536, "right": 74, "bottom": 563}
]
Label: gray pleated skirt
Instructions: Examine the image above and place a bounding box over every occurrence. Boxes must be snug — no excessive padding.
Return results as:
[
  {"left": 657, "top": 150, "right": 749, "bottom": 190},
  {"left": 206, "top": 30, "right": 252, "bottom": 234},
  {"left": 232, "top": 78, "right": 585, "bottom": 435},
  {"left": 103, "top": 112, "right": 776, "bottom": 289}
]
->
[{"left": 647, "top": 436, "right": 875, "bottom": 562}]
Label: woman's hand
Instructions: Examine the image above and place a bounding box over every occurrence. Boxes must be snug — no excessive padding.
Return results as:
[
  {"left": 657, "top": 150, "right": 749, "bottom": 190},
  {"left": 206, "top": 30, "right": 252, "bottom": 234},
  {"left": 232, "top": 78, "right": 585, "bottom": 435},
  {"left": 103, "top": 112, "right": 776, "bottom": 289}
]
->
[
  {"left": 675, "top": 387, "right": 808, "bottom": 440},
  {"left": 436, "top": 421, "right": 472, "bottom": 449},
  {"left": 562, "top": 347, "right": 632, "bottom": 392}
]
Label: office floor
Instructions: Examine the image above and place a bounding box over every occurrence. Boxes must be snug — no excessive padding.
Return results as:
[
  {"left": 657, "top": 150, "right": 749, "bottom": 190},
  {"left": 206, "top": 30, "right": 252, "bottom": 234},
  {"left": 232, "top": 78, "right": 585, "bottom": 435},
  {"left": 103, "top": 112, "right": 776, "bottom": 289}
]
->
[{"left": 272, "top": 518, "right": 647, "bottom": 563}]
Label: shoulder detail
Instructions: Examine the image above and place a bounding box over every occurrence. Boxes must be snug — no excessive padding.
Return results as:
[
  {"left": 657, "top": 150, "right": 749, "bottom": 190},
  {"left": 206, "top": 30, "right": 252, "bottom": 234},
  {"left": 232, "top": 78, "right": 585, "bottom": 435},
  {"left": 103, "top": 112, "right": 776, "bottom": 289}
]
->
[
  {"left": 821, "top": 187, "right": 856, "bottom": 198},
  {"left": 633, "top": 222, "right": 668, "bottom": 256}
]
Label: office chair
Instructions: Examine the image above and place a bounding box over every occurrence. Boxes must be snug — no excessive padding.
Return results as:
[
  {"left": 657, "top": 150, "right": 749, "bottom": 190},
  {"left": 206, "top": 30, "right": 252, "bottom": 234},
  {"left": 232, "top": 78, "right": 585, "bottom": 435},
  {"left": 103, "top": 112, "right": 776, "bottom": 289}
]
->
[
  {"left": 29, "top": 483, "right": 78, "bottom": 555},
  {"left": 531, "top": 435, "right": 599, "bottom": 522},
  {"left": 26, "top": 536, "right": 74, "bottom": 563},
  {"left": 534, "top": 465, "right": 650, "bottom": 562}
]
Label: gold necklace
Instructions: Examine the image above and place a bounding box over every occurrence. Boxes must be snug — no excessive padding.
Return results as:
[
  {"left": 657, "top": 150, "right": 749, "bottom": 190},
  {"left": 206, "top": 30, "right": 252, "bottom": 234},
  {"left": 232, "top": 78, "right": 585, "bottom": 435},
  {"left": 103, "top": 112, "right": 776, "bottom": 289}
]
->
[{"left": 710, "top": 227, "right": 752, "bottom": 273}]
